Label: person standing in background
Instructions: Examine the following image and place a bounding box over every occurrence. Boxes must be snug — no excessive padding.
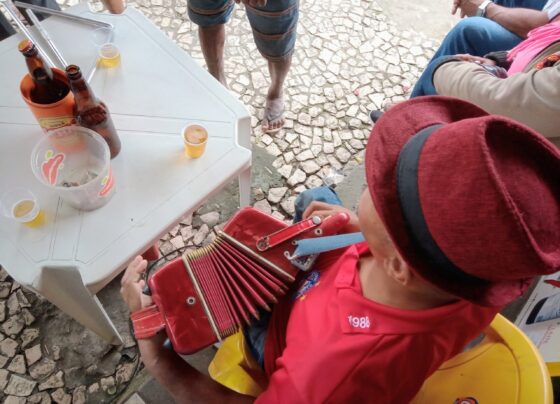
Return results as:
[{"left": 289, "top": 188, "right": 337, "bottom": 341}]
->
[{"left": 187, "top": 0, "right": 298, "bottom": 133}]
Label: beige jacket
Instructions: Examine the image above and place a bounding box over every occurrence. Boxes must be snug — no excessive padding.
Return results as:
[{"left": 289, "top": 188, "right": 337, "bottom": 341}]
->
[{"left": 433, "top": 43, "right": 560, "bottom": 148}]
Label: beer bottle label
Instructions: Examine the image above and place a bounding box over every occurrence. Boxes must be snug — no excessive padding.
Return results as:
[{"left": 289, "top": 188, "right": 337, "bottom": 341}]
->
[{"left": 38, "top": 116, "right": 77, "bottom": 131}]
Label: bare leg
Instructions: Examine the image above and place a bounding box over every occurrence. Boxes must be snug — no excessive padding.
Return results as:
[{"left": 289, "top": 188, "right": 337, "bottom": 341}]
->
[
  {"left": 199, "top": 25, "right": 227, "bottom": 86},
  {"left": 262, "top": 55, "right": 292, "bottom": 133}
]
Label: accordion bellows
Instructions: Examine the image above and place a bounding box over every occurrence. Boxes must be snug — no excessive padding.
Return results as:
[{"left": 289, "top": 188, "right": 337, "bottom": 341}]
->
[{"left": 132, "top": 207, "right": 349, "bottom": 354}]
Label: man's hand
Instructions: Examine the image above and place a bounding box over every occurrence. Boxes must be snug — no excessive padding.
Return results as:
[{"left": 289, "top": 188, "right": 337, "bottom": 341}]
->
[
  {"left": 302, "top": 201, "right": 361, "bottom": 233},
  {"left": 455, "top": 54, "right": 497, "bottom": 65},
  {"left": 452, "top": 0, "right": 484, "bottom": 18},
  {"left": 120, "top": 256, "right": 153, "bottom": 313},
  {"left": 236, "top": 0, "right": 267, "bottom": 7},
  {"left": 101, "top": 0, "right": 126, "bottom": 13},
  {"left": 450, "top": 54, "right": 508, "bottom": 77},
  {"left": 451, "top": 0, "right": 461, "bottom": 15}
]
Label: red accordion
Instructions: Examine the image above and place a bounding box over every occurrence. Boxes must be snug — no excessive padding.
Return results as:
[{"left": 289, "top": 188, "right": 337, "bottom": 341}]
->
[{"left": 131, "top": 207, "right": 349, "bottom": 354}]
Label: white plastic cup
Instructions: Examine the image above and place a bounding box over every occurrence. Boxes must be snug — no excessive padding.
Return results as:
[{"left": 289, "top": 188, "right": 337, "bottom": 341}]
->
[{"left": 31, "top": 126, "right": 116, "bottom": 211}]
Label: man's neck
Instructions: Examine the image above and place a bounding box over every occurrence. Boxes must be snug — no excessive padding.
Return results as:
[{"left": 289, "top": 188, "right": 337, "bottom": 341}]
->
[{"left": 358, "top": 255, "right": 456, "bottom": 310}]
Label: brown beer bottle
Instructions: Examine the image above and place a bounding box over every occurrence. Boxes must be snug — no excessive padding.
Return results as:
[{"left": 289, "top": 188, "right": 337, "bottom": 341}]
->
[
  {"left": 65, "top": 65, "right": 121, "bottom": 158},
  {"left": 18, "top": 39, "right": 69, "bottom": 104}
]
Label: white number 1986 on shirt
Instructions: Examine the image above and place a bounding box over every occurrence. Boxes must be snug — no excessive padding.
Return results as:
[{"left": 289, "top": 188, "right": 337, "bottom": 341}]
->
[{"left": 348, "top": 315, "right": 371, "bottom": 329}]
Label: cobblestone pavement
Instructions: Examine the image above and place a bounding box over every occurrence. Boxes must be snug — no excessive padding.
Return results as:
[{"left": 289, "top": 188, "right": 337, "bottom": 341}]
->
[
  {"left": 123, "top": 0, "right": 440, "bottom": 221},
  {"left": 1, "top": 0, "right": 442, "bottom": 402}
]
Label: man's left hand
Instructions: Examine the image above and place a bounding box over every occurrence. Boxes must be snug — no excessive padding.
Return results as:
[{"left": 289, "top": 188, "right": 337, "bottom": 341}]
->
[{"left": 120, "top": 256, "right": 153, "bottom": 313}]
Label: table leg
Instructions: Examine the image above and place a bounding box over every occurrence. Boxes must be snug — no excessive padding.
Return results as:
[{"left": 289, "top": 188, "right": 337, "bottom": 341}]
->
[
  {"left": 238, "top": 166, "right": 251, "bottom": 208},
  {"left": 33, "top": 265, "right": 123, "bottom": 345}
]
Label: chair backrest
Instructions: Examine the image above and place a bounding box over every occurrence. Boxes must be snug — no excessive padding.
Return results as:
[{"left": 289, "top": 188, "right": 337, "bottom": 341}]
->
[{"left": 412, "top": 314, "right": 552, "bottom": 404}]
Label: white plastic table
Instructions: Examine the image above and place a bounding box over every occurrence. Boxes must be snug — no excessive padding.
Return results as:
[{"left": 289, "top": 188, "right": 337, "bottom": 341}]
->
[{"left": 0, "top": 5, "right": 252, "bottom": 344}]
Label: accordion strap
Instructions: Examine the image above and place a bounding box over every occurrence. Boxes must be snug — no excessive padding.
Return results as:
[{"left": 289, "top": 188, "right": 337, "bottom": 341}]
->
[
  {"left": 256, "top": 216, "right": 322, "bottom": 251},
  {"left": 131, "top": 304, "right": 166, "bottom": 339},
  {"left": 291, "top": 232, "right": 366, "bottom": 259}
]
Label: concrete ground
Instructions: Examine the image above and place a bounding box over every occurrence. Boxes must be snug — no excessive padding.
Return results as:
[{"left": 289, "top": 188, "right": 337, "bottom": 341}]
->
[
  {"left": 0, "top": 0, "right": 470, "bottom": 403},
  {"left": 376, "top": 0, "right": 459, "bottom": 39}
]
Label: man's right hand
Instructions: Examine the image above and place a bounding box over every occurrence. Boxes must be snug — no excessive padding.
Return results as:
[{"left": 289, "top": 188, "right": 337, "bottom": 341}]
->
[
  {"left": 455, "top": 54, "right": 497, "bottom": 65},
  {"left": 452, "top": 0, "right": 485, "bottom": 18},
  {"left": 302, "top": 201, "right": 360, "bottom": 233},
  {"left": 451, "top": 0, "right": 461, "bottom": 15}
]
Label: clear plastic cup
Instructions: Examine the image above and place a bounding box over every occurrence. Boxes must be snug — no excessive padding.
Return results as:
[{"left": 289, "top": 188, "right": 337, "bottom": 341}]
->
[
  {"left": 92, "top": 27, "right": 121, "bottom": 68},
  {"left": 98, "top": 43, "right": 121, "bottom": 68},
  {"left": 87, "top": 0, "right": 109, "bottom": 13},
  {"left": 31, "top": 126, "right": 116, "bottom": 211},
  {"left": 182, "top": 124, "right": 208, "bottom": 159},
  {"left": 92, "top": 26, "right": 114, "bottom": 47},
  {"left": 1, "top": 188, "right": 45, "bottom": 227}
]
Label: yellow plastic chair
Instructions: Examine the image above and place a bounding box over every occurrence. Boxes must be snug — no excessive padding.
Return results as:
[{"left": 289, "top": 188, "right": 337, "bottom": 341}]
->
[
  {"left": 210, "top": 315, "right": 552, "bottom": 403},
  {"left": 412, "top": 314, "right": 553, "bottom": 404},
  {"left": 208, "top": 331, "right": 267, "bottom": 397}
]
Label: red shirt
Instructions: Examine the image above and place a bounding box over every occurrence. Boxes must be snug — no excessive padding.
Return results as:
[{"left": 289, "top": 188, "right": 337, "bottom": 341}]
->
[{"left": 256, "top": 243, "right": 500, "bottom": 404}]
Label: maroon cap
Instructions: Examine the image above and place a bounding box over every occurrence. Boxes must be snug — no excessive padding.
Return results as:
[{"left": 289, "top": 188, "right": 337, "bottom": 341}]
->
[{"left": 365, "top": 96, "right": 560, "bottom": 306}]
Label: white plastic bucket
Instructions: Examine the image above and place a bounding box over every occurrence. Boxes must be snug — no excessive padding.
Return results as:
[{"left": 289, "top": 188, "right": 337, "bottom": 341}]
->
[{"left": 31, "top": 126, "right": 116, "bottom": 211}]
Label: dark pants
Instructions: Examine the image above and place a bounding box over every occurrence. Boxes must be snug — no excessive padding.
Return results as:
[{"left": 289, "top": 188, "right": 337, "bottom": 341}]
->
[{"left": 0, "top": 0, "right": 61, "bottom": 41}]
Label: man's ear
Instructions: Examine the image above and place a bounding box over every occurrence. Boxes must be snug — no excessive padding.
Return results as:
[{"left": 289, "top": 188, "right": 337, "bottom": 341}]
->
[{"left": 385, "top": 256, "right": 412, "bottom": 286}]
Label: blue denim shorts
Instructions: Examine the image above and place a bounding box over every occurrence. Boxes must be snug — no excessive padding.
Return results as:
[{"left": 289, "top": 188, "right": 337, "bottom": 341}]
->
[{"left": 187, "top": 0, "right": 299, "bottom": 60}]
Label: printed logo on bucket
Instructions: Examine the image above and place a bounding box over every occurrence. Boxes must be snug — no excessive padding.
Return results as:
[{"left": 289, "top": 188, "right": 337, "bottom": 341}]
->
[
  {"left": 99, "top": 168, "right": 114, "bottom": 197},
  {"left": 41, "top": 150, "right": 65, "bottom": 185}
]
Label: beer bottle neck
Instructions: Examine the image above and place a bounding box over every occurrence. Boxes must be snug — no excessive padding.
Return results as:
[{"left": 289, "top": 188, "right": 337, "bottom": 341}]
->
[
  {"left": 24, "top": 53, "right": 54, "bottom": 82},
  {"left": 69, "top": 77, "right": 99, "bottom": 109}
]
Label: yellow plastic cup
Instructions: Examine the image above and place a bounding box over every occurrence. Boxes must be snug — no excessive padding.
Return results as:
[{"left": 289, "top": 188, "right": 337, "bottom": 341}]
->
[{"left": 182, "top": 124, "right": 208, "bottom": 159}]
